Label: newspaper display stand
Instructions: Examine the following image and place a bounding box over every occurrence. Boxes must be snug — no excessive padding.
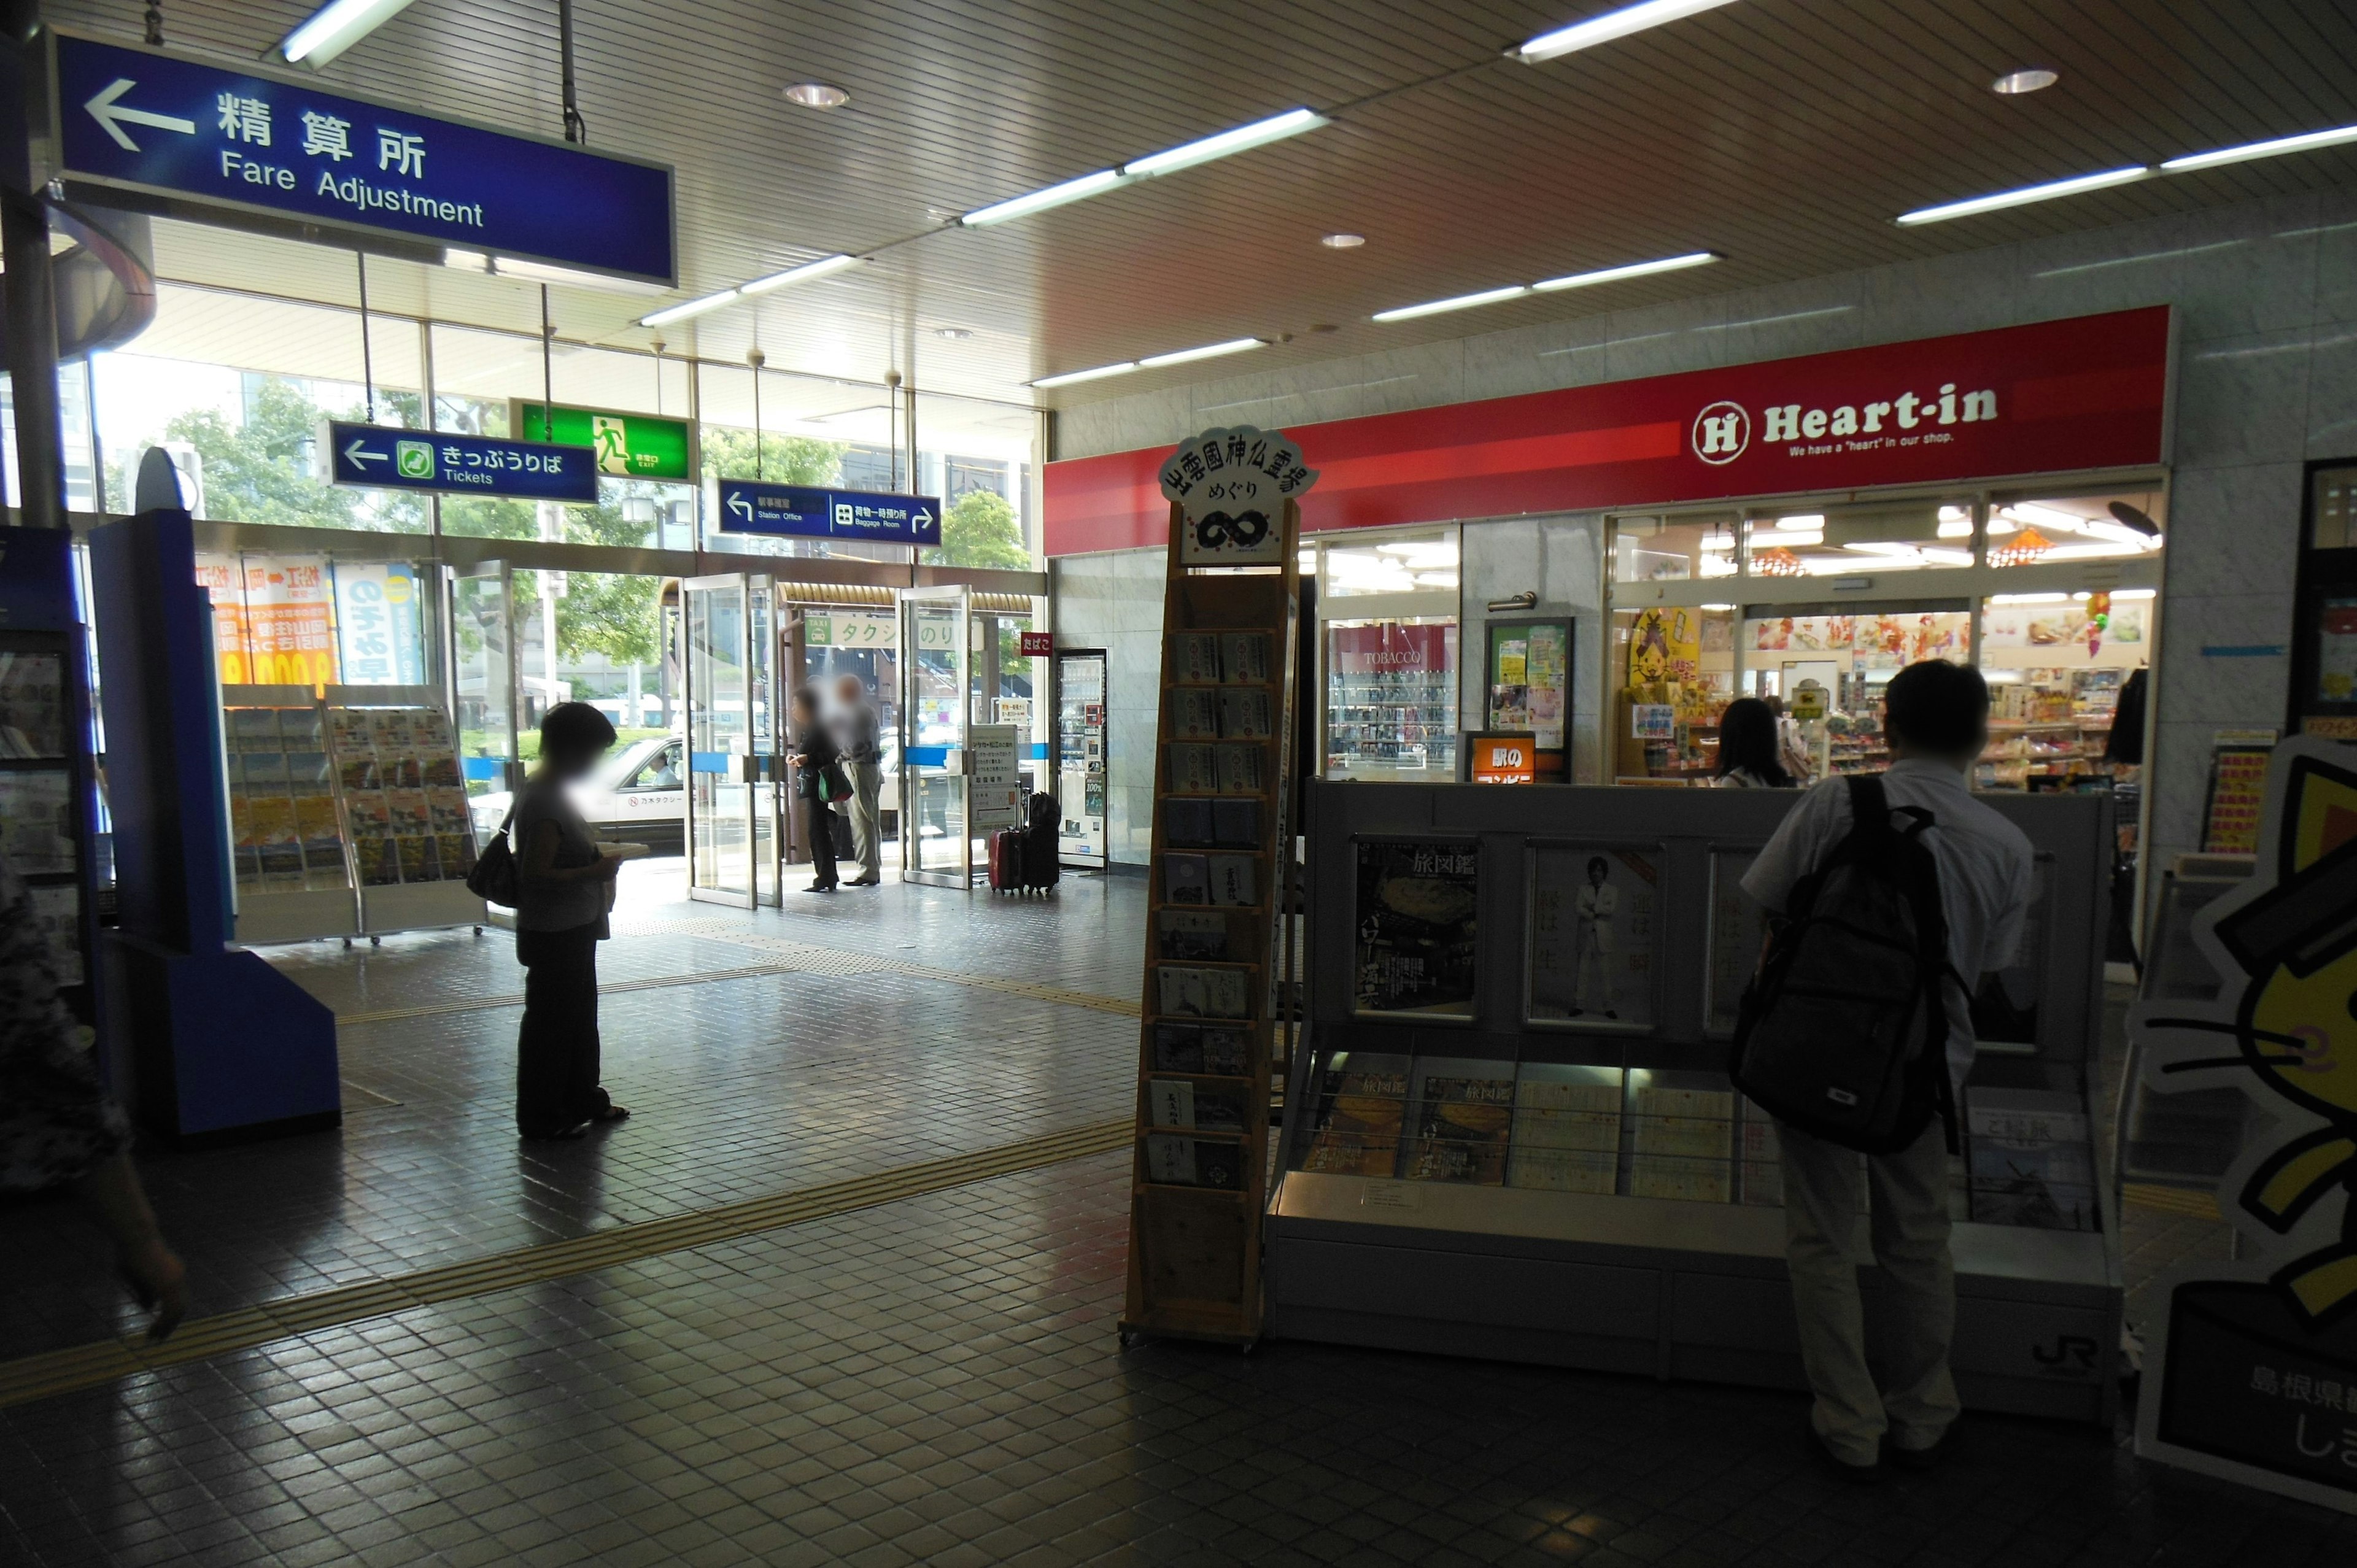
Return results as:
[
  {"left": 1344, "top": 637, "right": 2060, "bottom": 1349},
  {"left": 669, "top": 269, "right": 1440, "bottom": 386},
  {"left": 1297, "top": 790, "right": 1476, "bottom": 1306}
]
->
[
  {"left": 1123, "top": 432, "right": 1312, "bottom": 1346},
  {"left": 1269, "top": 781, "right": 2126, "bottom": 1423}
]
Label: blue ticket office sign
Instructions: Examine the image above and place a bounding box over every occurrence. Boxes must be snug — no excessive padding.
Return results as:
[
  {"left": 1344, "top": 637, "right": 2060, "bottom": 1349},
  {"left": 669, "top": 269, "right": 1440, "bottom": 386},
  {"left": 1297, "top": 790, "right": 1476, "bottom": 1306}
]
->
[
  {"left": 47, "top": 30, "right": 675, "bottom": 284},
  {"left": 323, "top": 422, "right": 600, "bottom": 503},
  {"left": 717, "top": 481, "right": 943, "bottom": 546}
]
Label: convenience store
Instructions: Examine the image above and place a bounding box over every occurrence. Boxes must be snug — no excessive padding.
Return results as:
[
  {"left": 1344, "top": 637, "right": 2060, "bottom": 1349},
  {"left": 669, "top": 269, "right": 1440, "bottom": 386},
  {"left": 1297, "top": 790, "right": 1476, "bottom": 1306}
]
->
[{"left": 1045, "top": 304, "right": 2174, "bottom": 851}]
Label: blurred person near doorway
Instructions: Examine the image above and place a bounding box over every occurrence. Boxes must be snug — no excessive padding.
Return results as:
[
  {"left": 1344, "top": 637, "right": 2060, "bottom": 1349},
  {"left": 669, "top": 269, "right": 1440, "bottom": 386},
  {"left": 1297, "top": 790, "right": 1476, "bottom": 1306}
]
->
[
  {"left": 789, "top": 687, "right": 846, "bottom": 894},
  {"left": 512, "top": 703, "right": 630, "bottom": 1140},
  {"left": 0, "top": 857, "right": 185, "bottom": 1340},
  {"left": 831, "top": 673, "right": 884, "bottom": 886}
]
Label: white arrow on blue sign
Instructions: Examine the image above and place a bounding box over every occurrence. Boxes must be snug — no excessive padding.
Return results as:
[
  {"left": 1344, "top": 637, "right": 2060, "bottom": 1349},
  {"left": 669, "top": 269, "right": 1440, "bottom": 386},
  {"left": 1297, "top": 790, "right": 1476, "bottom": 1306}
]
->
[
  {"left": 716, "top": 481, "right": 944, "bottom": 546},
  {"left": 322, "top": 422, "right": 599, "bottom": 503}
]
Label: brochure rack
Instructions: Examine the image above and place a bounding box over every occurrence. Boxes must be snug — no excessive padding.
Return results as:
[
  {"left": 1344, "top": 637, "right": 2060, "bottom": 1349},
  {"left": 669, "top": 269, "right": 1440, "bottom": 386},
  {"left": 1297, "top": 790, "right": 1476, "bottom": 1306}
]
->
[
  {"left": 325, "top": 686, "right": 485, "bottom": 937},
  {"left": 0, "top": 527, "right": 103, "bottom": 1021},
  {"left": 222, "top": 685, "right": 362, "bottom": 943},
  {"left": 1269, "top": 781, "right": 2124, "bottom": 1424},
  {"left": 1123, "top": 499, "right": 1304, "bottom": 1346},
  {"left": 219, "top": 684, "right": 483, "bottom": 942}
]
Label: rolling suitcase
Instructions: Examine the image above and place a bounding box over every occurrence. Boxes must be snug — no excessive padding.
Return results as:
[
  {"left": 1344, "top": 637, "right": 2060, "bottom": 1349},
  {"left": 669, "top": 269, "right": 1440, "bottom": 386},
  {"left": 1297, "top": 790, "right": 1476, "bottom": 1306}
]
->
[
  {"left": 1024, "top": 792, "right": 1060, "bottom": 890},
  {"left": 988, "top": 827, "right": 1025, "bottom": 892}
]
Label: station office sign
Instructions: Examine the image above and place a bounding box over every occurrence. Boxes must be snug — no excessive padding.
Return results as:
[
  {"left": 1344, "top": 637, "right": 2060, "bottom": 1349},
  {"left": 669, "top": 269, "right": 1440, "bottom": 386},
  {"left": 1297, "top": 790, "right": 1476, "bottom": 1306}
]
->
[
  {"left": 716, "top": 481, "right": 943, "bottom": 547},
  {"left": 511, "top": 401, "right": 695, "bottom": 482},
  {"left": 46, "top": 30, "right": 675, "bottom": 284},
  {"left": 322, "top": 421, "right": 599, "bottom": 504}
]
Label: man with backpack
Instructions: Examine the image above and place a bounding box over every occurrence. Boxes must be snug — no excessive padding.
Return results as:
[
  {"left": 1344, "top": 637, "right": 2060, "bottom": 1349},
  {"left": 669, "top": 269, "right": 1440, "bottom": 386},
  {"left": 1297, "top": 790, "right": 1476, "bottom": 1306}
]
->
[{"left": 1735, "top": 660, "right": 2033, "bottom": 1481}]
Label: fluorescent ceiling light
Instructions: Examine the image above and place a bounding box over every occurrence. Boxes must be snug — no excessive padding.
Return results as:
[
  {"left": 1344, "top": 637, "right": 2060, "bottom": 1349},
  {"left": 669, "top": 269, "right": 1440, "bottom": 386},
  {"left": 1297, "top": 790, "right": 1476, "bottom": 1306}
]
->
[
  {"left": 1031, "top": 360, "right": 1139, "bottom": 388},
  {"left": 1991, "top": 68, "right": 2058, "bottom": 96},
  {"left": 1137, "top": 337, "right": 1266, "bottom": 369},
  {"left": 2113, "top": 588, "right": 2158, "bottom": 600},
  {"left": 1516, "top": 0, "right": 1741, "bottom": 63},
  {"left": 740, "top": 253, "right": 861, "bottom": 296},
  {"left": 1700, "top": 603, "right": 1736, "bottom": 611},
  {"left": 444, "top": 248, "right": 489, "bottom": 272},
  {"left": 1776, "top": 514, "right": 1824, "bottom": 530},
  {"left": 1373, "top": 284, "right": 1529, "bottom": 322},
  {"left": 640, "top": 288, "right": 741, "bottom": 328},
  {"left": 959, "top": 109, "right": 1331, "bottom": 230},
  {"left": 2164, "top": 122, "right": 2357, "bottom": 173},
  {"left": 492, "top": 256, "right": 669, "bottom": 295},
  {"left": 1897, "top": 166, "right": 2148, "bottom": 225},
  {"left": 1990, "top": 592, "right": 2069, "bottom": 605},
  {"left": 1533, "top": 250, "right": 1719, "bottom": 291},
  {"left": 282, "top": 0, "right": 416, "bottom": 67},
  {"left": 961, "top": 168, "right": 1123, "bottom": 228},
  {"left": 1034, "top": 336, "right": 1269, "bottom": 387},
  {"left": 1124, "top": 109, "right": 1326, "bottom": 178}
]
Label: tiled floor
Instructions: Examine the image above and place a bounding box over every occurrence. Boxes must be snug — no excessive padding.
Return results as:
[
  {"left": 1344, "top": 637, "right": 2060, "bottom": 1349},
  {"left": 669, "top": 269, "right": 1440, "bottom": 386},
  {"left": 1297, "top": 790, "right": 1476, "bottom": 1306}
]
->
[{"left": 2, "top": 862, "right": 2348, "bottom": 1566}]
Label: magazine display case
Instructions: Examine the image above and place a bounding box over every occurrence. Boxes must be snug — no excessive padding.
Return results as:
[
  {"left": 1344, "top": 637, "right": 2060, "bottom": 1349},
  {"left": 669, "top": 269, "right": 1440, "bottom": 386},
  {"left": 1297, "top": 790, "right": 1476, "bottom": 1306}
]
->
[
  {"left": 1270, "top": 781, "right": 2124, "bottom": 1423},
  {"left": 325, "top": 687, "right": 484, "bottom": 937},
  {"left": 0, "top": 528, "right": 101, "bottom": 1019},
  {"left": 219, "top": 684, "right": 483, "bottom": 943}
]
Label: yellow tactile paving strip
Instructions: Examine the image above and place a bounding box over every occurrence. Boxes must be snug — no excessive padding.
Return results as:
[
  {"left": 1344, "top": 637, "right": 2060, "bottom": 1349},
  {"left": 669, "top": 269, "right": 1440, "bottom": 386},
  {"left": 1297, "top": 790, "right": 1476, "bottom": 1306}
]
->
[
  {"left": 0, "top": 1119, "right": 1133, "bottom": 1412},
  {"left": 336, "top": 933, "right": 1136, "bottom": 1027},
  {"left": 2120, "top": 1182, "right": 2223, "bottom": 1219}
]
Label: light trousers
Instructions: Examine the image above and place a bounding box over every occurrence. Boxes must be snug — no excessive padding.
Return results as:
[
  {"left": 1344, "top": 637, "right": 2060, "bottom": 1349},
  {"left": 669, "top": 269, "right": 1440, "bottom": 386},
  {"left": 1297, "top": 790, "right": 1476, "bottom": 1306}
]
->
[
  {"left": 845, "top": 759, "right": 883, "bottom": 879},
  {"left": 1778, "top": 1118, "right": 1959, "bottom": 1466}
]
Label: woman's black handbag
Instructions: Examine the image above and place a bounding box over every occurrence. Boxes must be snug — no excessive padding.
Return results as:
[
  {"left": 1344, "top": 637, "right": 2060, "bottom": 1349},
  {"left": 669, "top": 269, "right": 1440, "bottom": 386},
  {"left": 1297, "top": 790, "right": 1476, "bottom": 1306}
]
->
[{"left": 466, "top": 811, "right": 521, "bottom": 905}]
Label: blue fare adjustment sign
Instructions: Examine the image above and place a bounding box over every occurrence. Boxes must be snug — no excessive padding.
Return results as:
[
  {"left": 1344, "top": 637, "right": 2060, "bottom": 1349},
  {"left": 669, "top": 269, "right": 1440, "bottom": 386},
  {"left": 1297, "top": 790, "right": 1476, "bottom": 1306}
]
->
[
  {"left": 718, "top": 481, "right": 943, "bottom": 546},
  {"left": 323, "top": 422, "right": 599, "bottom": 503},
  {"left": 51, "top": 31, "right": 675, "bottom": 284}
]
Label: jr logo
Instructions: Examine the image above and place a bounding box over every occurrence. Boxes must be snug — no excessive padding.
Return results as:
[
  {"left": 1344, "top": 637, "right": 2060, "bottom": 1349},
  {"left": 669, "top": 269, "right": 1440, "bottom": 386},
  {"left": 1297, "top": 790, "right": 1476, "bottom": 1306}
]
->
[
  {"left": 2032, "top": 1333, "right": 2100, "bottom": 1375},
  {"left": 1691, "top": 400, "right": 1749, "bottom": 466}
]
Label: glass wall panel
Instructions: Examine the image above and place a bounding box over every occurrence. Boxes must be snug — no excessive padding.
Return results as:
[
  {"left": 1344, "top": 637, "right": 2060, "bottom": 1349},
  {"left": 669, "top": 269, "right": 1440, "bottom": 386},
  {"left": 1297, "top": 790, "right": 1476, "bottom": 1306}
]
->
[
  {"left": 1611, "top": 514, "right": 1739, "bottom": 585},
  {"left": 1742, "top": 500, "right": 1972, "bottom": 578},
  {"left": 95, "top": 285, "right": 425, "bottom": 531},
  {"left": 916, "top": 392, "right": 1037, "bottom": 569},
  {"left": 1322, "top": 530, "right": 1458, "bottom": 597},
  {"left": 1978, "top": 589, "right": 2156, "bottom": 791},
  {"left": 1986, "top": 491, "right": 2165, "bottom": 569}
]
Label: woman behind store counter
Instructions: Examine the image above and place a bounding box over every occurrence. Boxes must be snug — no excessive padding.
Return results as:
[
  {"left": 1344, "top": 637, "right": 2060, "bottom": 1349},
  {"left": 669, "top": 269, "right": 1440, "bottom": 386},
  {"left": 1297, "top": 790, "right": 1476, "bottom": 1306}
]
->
[
  {"left": 0, "top": 855, "right": 186, "bottom": 1340},
  {"left": 787, "top": 686, "right": 846, "bottom": 894},
  {"left": 511, "top": 702, "right": 629, "bottom": 1140},
  {"left": 1715, "top": 697, "right": 1798, "bottom": 789}
]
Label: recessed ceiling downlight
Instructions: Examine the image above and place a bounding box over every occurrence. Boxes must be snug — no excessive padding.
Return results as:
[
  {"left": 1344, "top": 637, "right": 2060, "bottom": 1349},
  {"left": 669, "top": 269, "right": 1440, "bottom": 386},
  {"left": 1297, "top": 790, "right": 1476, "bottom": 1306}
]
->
[
  {"left": 785, "top": 83, "right": 850, "bottom": 109},
  {"left": 1992, "top": 68, "right": 2059, "bottom": 95},
  {"left": 1321, "top": 233, "right": 1366, "bottom": 249}
]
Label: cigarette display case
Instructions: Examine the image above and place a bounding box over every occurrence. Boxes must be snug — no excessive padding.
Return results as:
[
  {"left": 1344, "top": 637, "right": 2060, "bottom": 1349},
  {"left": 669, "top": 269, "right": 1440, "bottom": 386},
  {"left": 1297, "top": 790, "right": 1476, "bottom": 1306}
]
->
[{"left": 1270, "top": 780, "right": 2123, "bottom": 1423}]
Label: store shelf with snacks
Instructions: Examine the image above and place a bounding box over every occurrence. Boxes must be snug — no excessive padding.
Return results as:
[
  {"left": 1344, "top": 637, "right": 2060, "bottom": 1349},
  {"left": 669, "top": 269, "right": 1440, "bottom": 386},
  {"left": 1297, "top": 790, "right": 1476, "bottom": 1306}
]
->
[{"left": 1269, "top": 779, "right": 2122, "bottom": 1424}]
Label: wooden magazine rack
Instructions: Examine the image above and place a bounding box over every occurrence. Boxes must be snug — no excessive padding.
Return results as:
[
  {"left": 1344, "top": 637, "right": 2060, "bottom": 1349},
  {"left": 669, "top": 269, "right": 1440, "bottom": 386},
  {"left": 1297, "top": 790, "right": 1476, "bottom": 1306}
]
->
[{"left": 1121, "top": 497, "right": 1303, "bottom": 1346}]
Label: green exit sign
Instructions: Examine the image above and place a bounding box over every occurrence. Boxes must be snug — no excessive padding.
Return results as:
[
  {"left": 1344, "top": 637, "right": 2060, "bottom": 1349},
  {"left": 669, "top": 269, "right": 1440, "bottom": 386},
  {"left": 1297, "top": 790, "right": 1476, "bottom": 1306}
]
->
[{"left": 510, "top": 401, "right": 697, "bottom": 482}]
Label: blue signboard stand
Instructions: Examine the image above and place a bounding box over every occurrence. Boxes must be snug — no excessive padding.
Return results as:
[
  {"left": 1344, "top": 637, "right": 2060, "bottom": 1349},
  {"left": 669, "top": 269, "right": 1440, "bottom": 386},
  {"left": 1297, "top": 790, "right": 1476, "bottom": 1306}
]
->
[
  {"left": 323, "top": 421, "right": 600, "bottom": 503},
  {"left": 48, "top": 29, "right": 675, "bottom": 283},
  {"left": 716, "top": 481, "right": 943, "bottom": 546},
  {"left": 88, "top": 500, "right": 340, "bottom": 1143}
]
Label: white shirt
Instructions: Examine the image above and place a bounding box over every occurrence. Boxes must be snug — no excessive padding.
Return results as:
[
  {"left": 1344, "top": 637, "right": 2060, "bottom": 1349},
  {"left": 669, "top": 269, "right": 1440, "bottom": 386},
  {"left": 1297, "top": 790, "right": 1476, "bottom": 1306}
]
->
[{"left": 1740, "top": 759, "right": 2034, "bottom": 1089}]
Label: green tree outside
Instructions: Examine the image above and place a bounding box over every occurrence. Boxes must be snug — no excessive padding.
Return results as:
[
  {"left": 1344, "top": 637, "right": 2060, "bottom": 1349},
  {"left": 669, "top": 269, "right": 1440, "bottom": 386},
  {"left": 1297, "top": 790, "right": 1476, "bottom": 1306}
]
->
[
  {"left": 109, "top": 377, "right": 427, "bottom": 532},
  {"left": 924, "top": 487, "right": 1029, "bottom": 570}
]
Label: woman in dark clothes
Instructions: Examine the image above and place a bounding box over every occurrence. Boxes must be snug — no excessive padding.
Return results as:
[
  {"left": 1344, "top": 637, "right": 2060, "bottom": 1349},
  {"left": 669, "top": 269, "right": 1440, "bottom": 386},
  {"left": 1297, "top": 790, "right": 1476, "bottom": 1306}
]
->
[
  {"left": 787, "top": 686, "right": 844, "bottom": 893},
  {"left": 1713, "top": 696, "right": 1796, "bottom": 789},
  {"left": 511, "top": 703, "right": 629, "bottom": 1139}
]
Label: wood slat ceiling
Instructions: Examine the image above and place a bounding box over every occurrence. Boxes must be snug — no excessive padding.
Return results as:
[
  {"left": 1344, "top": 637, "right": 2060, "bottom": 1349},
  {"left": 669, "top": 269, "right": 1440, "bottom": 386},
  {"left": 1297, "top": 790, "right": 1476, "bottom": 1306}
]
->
[{"left": 47, "top": 0, "right": 2357, "bottom": 411}]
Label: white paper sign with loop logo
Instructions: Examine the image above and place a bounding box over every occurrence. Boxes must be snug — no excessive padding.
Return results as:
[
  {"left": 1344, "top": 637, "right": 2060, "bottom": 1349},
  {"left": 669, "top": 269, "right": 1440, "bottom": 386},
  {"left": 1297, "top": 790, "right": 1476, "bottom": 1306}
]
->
[{"left": 1159, "top": 425, "right": 1318, "bottom": 565}]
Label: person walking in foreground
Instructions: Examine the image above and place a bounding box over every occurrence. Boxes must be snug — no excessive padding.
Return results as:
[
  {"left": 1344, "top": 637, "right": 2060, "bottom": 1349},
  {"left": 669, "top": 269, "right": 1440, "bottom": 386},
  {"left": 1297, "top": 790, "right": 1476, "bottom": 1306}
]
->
[
  {"left": 788, "top": 686, "right": 846, "bottom": 894},
  {"left": 831, "top": 673, "right": 884, "bottom": 886},
  {"left": 0, "top": 856, "right": 185, "bottom": 1339},
  {"left": 511, "top": 703, "right": 629, "bottom": 1140},
  {"left": 1713, "top": 696, "right": 1797, "bottom": 789},
  {"left": 1737, "top": 660, "right": 2032, "bottom": 1481}
]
